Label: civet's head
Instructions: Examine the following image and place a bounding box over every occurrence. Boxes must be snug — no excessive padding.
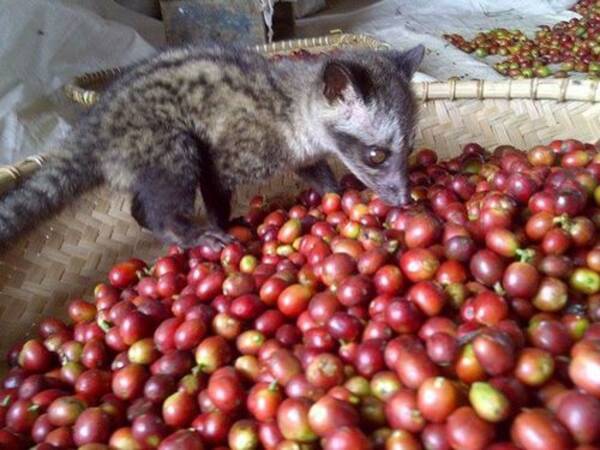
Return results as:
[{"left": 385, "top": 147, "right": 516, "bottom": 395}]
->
[{"left": 318, "top": 45, "right": 425, "bottom": 205}]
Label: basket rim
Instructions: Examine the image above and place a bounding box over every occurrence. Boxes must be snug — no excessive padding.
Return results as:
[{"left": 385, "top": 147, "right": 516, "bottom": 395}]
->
[
  {"left": 63, "top": 31, "right": 391, "bottom": 106},
  {"left": 63, "top": 30, "right": 600, "bottom": 106}
]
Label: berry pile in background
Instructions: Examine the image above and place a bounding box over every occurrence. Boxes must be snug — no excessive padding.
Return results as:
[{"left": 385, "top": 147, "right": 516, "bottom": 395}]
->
[
  {"left": 270, "top": 49, "right": 342, "bottom": 62},
  {"left": 443, "top": 0, "right": 600, "bottom": 79},
  {"left": 3, "top": 138, "right": 600, "bottom": 450}
]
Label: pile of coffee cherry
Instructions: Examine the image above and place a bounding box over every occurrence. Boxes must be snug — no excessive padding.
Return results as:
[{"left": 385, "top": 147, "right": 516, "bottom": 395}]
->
[
  {"left": 2, "top": 138, "right": 600, "bottom": 450},
  {"left": 444, "top": 0, "right": 600, "bottom": 78}
]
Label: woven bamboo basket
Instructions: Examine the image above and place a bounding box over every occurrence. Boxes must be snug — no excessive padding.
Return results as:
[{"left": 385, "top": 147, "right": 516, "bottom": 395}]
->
[{"left": 1, "top": 32, "right": 600, "bottom": 373}]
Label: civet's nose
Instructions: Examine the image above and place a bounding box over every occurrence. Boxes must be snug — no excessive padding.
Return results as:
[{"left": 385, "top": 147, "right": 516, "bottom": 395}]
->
[{"left": 380, "top": 184, "right": 411, "bottom": 206}]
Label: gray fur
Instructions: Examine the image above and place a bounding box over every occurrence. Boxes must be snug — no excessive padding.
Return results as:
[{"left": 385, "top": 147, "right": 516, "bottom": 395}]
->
[{"left": 0, "top": 42, "right": 424, "bottom": 250}]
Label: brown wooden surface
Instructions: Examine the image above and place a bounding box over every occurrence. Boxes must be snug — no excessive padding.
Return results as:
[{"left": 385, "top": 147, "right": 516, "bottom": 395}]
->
[
  {"left": 273, "top": 1, "right": 295, "bottom": 41},
  {"left": 159, "top": 0, "right": 266, "bottom": 46}
]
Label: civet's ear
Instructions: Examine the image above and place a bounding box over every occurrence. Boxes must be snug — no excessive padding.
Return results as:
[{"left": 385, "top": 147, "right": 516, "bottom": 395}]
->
[
  {"left": 322, "top": 61, "right": 358, "bottom": 102},
  {"left": 387, "top": 44, "right": 426, "bottom": 79}
]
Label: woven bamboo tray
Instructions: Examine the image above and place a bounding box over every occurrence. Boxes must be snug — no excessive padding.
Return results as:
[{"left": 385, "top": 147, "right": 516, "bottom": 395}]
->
[{"left": 1, "top": 34, "right": 600, "bottom": 372}]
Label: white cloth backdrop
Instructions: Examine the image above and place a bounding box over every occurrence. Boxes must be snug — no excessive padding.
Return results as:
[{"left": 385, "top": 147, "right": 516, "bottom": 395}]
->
[
  {"left": 0, "top": 0, "right": 579, "bottom": 164},
  {"left": 0, "top": 0, "right": 164, "bottom": 165}
]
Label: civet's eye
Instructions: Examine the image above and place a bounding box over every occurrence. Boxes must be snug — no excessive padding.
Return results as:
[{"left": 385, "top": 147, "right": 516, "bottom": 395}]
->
[{"left": 368, "top": 147, "right": 388, "bottom": 165}]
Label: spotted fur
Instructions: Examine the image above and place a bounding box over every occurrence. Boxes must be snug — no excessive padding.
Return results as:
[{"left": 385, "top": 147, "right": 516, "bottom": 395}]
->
[{"left": 0, "top": 42, "right": 424, "bottom": 249}]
